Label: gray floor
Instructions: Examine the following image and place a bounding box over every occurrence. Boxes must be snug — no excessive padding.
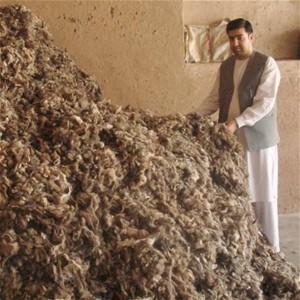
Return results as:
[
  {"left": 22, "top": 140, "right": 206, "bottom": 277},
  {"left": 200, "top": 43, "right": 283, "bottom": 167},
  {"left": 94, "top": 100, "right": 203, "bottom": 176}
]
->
[{"left": 279, "top": 213, "right": 300, "bottom": 268}]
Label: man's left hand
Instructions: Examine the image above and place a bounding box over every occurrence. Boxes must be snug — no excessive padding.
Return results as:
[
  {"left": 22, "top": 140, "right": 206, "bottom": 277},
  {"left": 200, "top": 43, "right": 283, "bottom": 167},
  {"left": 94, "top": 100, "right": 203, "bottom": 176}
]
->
[{"left": 225, "top": 119, "right": 238, "bottom": 134}]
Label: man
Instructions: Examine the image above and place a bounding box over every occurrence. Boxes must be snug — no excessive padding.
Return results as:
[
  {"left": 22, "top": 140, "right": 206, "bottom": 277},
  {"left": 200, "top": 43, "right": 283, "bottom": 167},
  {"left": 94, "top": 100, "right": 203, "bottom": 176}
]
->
[{"left": 196, "top": 18, "right": 281, "bottom": 252}]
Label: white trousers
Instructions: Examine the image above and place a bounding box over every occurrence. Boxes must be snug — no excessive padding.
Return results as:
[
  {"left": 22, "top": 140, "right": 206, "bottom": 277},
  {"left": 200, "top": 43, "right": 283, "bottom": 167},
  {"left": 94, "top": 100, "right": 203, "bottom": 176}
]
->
[{"left": 245, "top": 145, "right": 280, "bottom": 252}]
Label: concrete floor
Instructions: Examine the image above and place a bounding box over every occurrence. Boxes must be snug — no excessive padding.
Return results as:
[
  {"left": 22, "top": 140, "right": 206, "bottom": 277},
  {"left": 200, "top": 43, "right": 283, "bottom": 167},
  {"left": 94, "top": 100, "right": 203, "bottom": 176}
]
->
[{"left": 279, "top": 213, "right": 300, "bottom": 268}]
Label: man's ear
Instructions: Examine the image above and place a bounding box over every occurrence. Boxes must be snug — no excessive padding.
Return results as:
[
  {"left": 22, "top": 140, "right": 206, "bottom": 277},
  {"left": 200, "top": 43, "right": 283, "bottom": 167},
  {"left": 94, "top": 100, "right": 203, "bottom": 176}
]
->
[{"left": 249, "top": 33, "right": 254, "bottom": 41}]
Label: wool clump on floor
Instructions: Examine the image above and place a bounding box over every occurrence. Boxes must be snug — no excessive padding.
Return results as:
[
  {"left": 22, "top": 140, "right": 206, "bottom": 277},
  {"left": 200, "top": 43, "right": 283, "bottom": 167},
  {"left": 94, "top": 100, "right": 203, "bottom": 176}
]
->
[{"left": 0, "top": 5, "right": 299, "bottom": 300}]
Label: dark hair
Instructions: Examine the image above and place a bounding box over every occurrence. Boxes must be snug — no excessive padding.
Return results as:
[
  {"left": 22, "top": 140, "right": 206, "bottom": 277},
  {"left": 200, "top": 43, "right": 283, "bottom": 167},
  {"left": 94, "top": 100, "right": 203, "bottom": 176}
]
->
[{"left": 226, "top": 18, "right": 253, "bottom": 34}]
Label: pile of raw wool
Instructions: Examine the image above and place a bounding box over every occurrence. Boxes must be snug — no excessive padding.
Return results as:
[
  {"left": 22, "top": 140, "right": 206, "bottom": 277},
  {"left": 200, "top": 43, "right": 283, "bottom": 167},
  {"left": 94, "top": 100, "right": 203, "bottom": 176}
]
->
[{"left": 0, "top": 5, "right": 299, "bottom": 300}]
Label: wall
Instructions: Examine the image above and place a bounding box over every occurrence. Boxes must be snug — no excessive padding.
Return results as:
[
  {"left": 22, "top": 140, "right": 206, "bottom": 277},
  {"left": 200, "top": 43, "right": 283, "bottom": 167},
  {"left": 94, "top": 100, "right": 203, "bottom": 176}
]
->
[
  {"left": 183, "top": 0, "right": 299, "bottom": 60},
  {"left": 0, "top": 0, "right": 186, "bottom": 114},
  {"left": 0, "top": 0, "right": 299, "bottom": 213}
]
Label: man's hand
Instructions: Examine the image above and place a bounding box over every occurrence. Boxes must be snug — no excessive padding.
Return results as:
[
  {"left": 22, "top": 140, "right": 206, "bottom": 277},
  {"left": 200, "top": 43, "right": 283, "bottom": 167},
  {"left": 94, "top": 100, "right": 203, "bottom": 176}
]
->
[{"left": 225, "top": 119, "right": 238, "bottom": 134}]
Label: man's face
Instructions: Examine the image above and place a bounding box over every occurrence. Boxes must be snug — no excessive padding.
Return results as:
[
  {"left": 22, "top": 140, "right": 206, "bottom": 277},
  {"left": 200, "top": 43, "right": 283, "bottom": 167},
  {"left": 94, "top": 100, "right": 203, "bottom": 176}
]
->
[{"left": 227, "top": 27, "right": 254, "bottom": 60}]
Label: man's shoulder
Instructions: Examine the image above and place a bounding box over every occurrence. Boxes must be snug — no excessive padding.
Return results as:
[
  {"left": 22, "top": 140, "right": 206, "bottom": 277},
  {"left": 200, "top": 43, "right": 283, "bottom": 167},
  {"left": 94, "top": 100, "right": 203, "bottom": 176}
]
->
[
  {"left": 251, "top": 51, "right": 279, "bottom": 74},
  {"left": 253, "top": 51, "right": 277, "bottom": 67},
  {"left": 221, "top": 51, "right": 271, "bottom": 64},
  {"left": 253, "top": 50, "right": 269, "bottom": 60},
  {"left": 220, "top": 55, "right": 235, "bottom": 67}
]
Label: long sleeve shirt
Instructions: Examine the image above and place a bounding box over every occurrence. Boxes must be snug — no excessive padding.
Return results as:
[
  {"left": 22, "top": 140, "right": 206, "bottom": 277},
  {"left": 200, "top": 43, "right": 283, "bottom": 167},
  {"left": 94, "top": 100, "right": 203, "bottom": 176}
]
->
[{"left": 196, "top": 56, "right": 281, "bottom": 129}]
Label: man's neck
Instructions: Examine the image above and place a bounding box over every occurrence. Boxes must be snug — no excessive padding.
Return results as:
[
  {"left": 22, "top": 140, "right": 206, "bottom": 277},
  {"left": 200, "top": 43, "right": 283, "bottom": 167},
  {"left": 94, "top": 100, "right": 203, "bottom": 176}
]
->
[{"left": 236, "top": 49, "right": 254, "bottom": 60}]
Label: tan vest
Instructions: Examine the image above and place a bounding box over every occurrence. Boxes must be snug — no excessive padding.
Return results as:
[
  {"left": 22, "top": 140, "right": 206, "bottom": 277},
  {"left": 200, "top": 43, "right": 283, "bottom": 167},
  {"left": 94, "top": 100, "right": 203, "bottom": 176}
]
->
[{"left": 218, "top": 51, "right": 280, "bottom": 151}]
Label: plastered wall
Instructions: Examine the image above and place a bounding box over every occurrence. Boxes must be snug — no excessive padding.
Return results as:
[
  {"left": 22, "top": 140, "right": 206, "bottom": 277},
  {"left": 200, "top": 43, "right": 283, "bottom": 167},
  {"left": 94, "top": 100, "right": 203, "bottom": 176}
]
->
[
  {"left": 0, "top": 0, "right": 299, "bottom": 213},
  {"left": 183, "top": 0, "right": 299, "bottom": 60}
]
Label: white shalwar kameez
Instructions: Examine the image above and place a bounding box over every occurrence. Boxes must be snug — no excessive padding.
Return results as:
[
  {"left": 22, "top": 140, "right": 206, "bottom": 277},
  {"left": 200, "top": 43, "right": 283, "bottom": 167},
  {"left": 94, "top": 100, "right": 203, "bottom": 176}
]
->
[{"left": 196, "top": 56, "right": 281, "bottom": 251}]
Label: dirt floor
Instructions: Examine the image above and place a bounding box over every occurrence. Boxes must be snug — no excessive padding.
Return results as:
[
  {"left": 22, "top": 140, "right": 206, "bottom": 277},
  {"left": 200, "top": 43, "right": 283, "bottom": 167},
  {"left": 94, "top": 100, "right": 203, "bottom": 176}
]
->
[{"left": 279, "top": 213, "right": 300, "bottom": 268}]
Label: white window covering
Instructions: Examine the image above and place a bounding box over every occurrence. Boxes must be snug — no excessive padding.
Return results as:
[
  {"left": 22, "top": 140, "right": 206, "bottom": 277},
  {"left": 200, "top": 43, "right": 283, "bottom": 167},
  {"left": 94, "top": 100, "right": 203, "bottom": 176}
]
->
[
  {"left": 184, "top": 25, "right": 210, "bottom": 63},
  {"left": 184, "top": 19, "right": 231, "bottom": 63}
]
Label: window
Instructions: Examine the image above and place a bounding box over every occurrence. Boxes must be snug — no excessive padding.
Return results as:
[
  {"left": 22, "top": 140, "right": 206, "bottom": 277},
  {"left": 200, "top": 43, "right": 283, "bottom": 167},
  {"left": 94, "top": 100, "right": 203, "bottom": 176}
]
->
[{"left": 184, "top": 19, "right": 231, "bottom": 63}]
